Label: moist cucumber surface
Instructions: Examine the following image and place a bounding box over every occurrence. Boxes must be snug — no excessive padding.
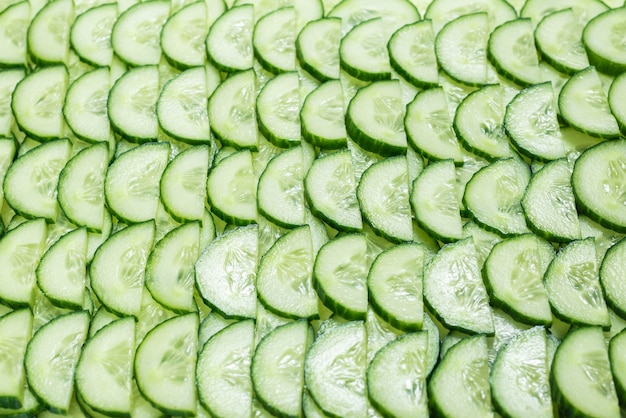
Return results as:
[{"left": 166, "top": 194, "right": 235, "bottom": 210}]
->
[{"left": 2, "top": 0, "right": 626, "bottom": 416}]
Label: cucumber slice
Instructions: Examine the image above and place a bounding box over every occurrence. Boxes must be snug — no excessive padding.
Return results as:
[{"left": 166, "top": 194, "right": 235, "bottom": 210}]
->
[
  {"left": 253, "top": 6, "right": 296, "bottom": 74},
  {"left": 405, "top": 86, "right": 469, "bottom": 165},
  {"left": 388, "top": 19, "right": 438, "bottom": 89},
  {"left": 435, "top": 12, "right": 491, "bottom": 87},
  {"left": 110, "top": 0, "right": 169, "bottom": 66},
  {"left": 107, "top": 65, "right": 160, "bottom": 143},
  {"left": 463, "top": 156, "right": 531, "bottom": 237},
  {"left": 104, "top": 142, "right": 170, "bottom": 224},
  {"left": 256, "top": 71, "right": 300, "bottom": 148},
  {"left": 197, "top": 319, "right": 255, "bottom": 418},
  {"left": 313, "top": 233, "right": 368, "bottom": 320},
  {"left": 489, "top": 18, "right": 542, "bottom": 87},
  {"left": 206, "top": 149, "right": 257, "bottom": 225},
  {"left": 572, "top": 139, "right": 626, "bottom": 233},
  {"left": 300, "top": 79, "right": 347, "bottom": 150},
  {"left": 70, "top": 2, "right": 116, "bottom": 67},
  {"left": 296, "top": 17, "right": 341, "bottom": 82},
  {"left": 156, "top": 66, "right": 210, "bottom": 144},
  {"left": 208, "top": 69, "right": 258, "bottom": 150},
  {"left": 491, "top": 327, "right": 553, "bottom": 418},
  {"left": 453, "top": 84, "right": 515, "bottom": 161},
  {"left": 428, "top": 334, "right": 494, "bottom": 417},
  {"left": 357, "top": 155, "right": 412, "bottom": 243},
  {"left": 551, "top": 326, "right": 620, "bottom": 418},
  {"left": 346, "top": 80, "right": 407, "bottom": 157},
  {"left": 534, "top": 8, "right": 589, "bottom": 76},
  {"left": 24, "top": 310, "right": 90, "bottom": 415},
  {"left": 135, "top": 313, "right": 199, "bottom": 416},
  {"left": 609, "top": 71, "right": 626, "bottom": 136},
  {"left": 145, "top": 221, "right": 200, "bottom": 314},
  {"left": 11, "top": 65, "right": 68, "bottom": 141},
  {"left": 89, "top": 220, "right": 155, "bottom": 317},
  {"left": 304, "top": 321, "right": 367, "bottom": 418},
  {"left": 424, "top": 238, "right": 494, "bottom": 335},
  {"left": 256, "top": 225, "right": 318, "bottom": 320},
  {"left": 257, "top": 146, "right": 306, "bottom": 228},
  {"left": 75, "top": 317, "right": 135, "bottom": 418},
  {"left": 582, "top": 7, "right": 626, "bottom": 76},
  {"left": 558, "top": 66, "right": 620, "bottom": 139},
  {"left": 205, "top": 4, "right": 254, "bottom": 72},
  {"left": 504, "top": 81, "right": 566, "bottom": 162},
  {"left": 3, "top": 138, "right": 71, "bottom": 223},
  {"left": 159, "top": 145, "right": 209, "bottom": 223},
  {"left": 0, "top": 1, "right": 29, "bottom": 67},
  {"left": 251, "top": 320, "right": 313, "bottom": 417},
  {"left": 304, "top": 149, "right": 362, "bottom": 232},
  {"left": 57, "top": 142, "right": 108, "bottom": 233},
  {"left": 411, "top": 159, "right": 463, "bottom": 243},
  {"left": 63, "top": 67, "right": 112, "bottom": 144},
  {"left": 368, "top": 332, "right": 430, "bottom": 417},
  {"left": 367, "top": 243, "right": 432, "bottom": 332},
  {"left": 463, "top": 157, "right": 530, "bottom": 236},
  {"left": 26, "top": 0, "right": 73, "bottom": 65},
  {"left": 36, "top": 227, "right": 87, "bottom": 310},
  {"left": 339, "top": 17, "right": 391, "bottom": 82},
  {"left": 521, "top": 158, "right": 581, "bottom": 243},
  {"left": 545, "top": 238, "right": 610, "bottom": 328},
  {"left": 482, "top": 234, "right": 554, "bottom": 326},
  {"left": 195, "top": 224, "right": 258, "bottom": 319},
  {"left": 600, "top": 236, "right": 626, "bottom": 319},
  {"left": 160, "top": 1, "right": 208, "bottom": 69},
  {"left": 0, "top": 308, "right": 33, "bottom": 410}
]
